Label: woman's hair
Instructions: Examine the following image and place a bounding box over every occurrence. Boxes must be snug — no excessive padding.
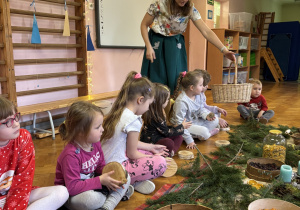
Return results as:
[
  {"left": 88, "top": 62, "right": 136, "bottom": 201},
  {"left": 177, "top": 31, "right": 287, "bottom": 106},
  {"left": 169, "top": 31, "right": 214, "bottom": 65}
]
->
[
  {"left": 173, "top": 69, "right": 206, "bottom": 100},
  {"left": 142, "top": 83, "right": 170, "bottom": 126},
  {"left": 101, "top": 71, "right": 155, "bottom": 142},
  {"left": 59, "top": 101, "right": 103, "bottom": 142},
  {"left": 249, "top": 79, "right": 262, "bottom": 86},
  {"left": 168, "top": 0, "right": 192, "bottom": 16},
  {"left": 0, "top": 96, "right": 17, "bottom": 121}
]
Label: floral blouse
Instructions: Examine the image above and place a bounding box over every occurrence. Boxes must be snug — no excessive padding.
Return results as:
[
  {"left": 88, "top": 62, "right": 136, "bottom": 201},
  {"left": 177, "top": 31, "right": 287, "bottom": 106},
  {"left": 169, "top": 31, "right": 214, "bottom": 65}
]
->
[
  {"left": 140, "top": 120, "right": 184, "bottom": 144},
  {"left": 147, "top": 0, "right": 201, "bottom": 36}
]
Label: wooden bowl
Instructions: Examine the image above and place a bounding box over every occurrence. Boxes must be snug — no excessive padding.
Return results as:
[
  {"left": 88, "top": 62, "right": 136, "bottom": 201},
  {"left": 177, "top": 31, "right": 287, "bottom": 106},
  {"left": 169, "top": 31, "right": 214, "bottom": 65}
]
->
[
  {"left": 245, "top": 158, "right": 284, "bottom": 183},
  {"left": 158, "top": 204, "right": 212, "bottom": 210},
  {"left": 248, "top": 198, "right": 300, "bottom": 210}
]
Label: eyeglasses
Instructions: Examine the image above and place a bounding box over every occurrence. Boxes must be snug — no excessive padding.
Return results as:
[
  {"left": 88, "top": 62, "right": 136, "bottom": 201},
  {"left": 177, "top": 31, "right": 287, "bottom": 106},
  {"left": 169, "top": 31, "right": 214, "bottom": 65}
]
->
[{"left": 0, "top": 112, "right": 20, "bottom": 128}]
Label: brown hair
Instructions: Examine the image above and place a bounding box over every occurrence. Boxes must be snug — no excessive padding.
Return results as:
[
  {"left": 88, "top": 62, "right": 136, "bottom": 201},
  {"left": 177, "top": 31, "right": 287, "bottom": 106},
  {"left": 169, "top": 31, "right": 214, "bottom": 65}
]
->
[
  {"left": 59, "top": 101, "right": 103, "bottom": 142},
  {"left": 101, "top": 71, "right": 155, "bottom": 142},
  {"left": 168, "top": 0, "right": 192, "bottom": 16},
  {"left": 202, "top": 70, "right": 211, "bottom": 87},
  {"left": 0, "top": 96, "right": 18, "bottom": 121},
  {"left": 173, "top": 69, "right": 206, "bottom": 100},
  {"left": 142, "top": 83, "right": 170, "bottom": 126},
  {"left": 249, "top": 79, "right": 262, "bottom": 86}
]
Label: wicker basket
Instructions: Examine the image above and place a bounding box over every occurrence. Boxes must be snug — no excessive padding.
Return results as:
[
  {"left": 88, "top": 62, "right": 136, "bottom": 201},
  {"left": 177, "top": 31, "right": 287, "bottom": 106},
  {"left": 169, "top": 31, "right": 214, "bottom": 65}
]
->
[{"left": 211, "top": 62, "right": 253, "bottom": 103}]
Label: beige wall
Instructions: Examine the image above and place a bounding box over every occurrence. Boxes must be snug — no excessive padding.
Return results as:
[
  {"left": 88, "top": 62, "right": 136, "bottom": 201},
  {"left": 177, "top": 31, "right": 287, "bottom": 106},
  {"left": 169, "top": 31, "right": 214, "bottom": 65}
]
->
[
  {"left": 281, "top": 3, "right": 300, "bottom": 22},
  {"left": 89, "top": 0, "right": 295, "bottom": 95}
]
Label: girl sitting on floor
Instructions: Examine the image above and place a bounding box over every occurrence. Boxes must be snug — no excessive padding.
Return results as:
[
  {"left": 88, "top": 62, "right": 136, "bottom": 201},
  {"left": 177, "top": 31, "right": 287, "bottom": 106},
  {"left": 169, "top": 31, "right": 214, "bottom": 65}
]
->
[
  {"left": 101, "top": 72, "right": 168, "bottom": 195},
  {"left": 0, "top": 96, "right": 68, "bottom": 210},
  {"left": 140, "top": 83, "right": 192, "bottom": 157},
  {"left": 170, "top": 70, "right": 220, "bottom": 149},
  {"left": 201, "top": 70, "right": 229, "bottom": 129},
  {"left": 55, "top": 101, "right": 131, "bottom": 210}
]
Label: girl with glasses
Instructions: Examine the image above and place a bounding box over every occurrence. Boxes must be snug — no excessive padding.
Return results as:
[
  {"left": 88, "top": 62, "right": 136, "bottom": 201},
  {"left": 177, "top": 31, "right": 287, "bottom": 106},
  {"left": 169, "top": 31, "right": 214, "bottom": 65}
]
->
[{"left": 0, "top": 96, "right": 69, "bottom": 210}]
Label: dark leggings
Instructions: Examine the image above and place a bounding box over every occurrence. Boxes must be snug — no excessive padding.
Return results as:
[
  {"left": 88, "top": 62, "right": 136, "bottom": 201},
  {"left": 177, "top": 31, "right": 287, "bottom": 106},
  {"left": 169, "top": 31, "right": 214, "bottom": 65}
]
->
[{"left": 156, "top": 135, "right": 183, "bottom": 156}]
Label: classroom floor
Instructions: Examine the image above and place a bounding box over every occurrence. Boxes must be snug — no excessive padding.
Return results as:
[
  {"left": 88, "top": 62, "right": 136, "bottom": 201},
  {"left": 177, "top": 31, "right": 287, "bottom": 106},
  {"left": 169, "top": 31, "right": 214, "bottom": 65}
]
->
[{"left": 32, "top": 81, "right": 300, "bottom": 210}]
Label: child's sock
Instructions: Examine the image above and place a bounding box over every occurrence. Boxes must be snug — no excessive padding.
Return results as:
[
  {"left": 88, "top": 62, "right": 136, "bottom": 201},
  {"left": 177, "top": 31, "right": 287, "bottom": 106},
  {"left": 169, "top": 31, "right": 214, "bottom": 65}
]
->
[{"left": 209, "top": 128, "right": 219, "bottom": 136}]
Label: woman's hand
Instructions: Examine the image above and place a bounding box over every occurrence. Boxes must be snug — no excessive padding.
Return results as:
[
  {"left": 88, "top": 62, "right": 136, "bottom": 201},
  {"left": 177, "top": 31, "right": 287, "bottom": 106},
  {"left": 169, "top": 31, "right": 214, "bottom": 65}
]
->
[
  {"left": 146, "top": 46, "right": 156, "bottom": 63},
  {"left": 186, "top": 142, "right": 196, "bottom": 149},
  {"left": 223, "top": 49, "right": 236, "bottom": 62},
  {"left": 99, "top": 171, "right": 122, "bottom": 191},
  {"left": 182, "top": 118, "right": 192, "bottom": 129},
  {"left": 150, "top": 144, "right": 169, "bottom": 157}
]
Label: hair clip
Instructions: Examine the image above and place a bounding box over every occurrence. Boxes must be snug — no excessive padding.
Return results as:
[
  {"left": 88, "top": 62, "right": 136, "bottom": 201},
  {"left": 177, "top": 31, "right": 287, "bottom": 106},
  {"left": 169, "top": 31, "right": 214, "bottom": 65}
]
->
[
  {"left": 148, "top": 88, "right": 151, "bottom": 92},
  {"left": 134, "top": 73, "right": 142, "bottom": 79},
  {"left": 182, "top": 71, "right": 187, "bottom": 77}
]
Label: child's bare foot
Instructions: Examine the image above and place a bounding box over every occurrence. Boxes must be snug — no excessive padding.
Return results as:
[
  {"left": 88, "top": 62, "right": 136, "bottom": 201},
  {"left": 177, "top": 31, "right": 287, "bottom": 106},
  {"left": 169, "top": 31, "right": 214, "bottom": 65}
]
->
[
  {"left": 219, "top": 118, "right": 228, "bottom": 128},
  {"left": 210, "top": 128, "right": 220, "bottom": 136}
]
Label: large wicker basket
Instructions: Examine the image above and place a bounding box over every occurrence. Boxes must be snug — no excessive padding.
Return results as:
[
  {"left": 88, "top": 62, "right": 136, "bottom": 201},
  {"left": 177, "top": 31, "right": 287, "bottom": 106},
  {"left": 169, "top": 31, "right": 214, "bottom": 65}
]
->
[{"left": 211, "top": 62, "right": 253, "bottom": 103}]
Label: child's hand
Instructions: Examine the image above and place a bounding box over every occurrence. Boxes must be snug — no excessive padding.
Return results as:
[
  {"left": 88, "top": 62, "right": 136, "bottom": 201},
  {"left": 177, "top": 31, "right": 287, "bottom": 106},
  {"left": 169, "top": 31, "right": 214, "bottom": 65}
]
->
[
  {"left": 218, "top": 108, "right": 227, "bottom": 117},
  {"left": 99, "top": 171, "right": 122, "bottom": 191},
  {"left": 151, "top": 144, "right": 169, "bottom": 157},
  {"left": 182, "top": 118, "right": 192, "bottom": 129},
  {"left": 206, "top": 112, "right": 216, "bottom": 121},
  {"left": 186, "top": 142, "right": 196, "bottom": 149}
]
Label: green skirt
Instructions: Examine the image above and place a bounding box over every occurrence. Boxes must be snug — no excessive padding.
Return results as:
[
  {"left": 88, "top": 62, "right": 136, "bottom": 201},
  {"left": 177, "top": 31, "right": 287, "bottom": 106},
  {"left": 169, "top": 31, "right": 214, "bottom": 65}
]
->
[{"left": 141, "top": 30, "right": 187, "bottom": 95}]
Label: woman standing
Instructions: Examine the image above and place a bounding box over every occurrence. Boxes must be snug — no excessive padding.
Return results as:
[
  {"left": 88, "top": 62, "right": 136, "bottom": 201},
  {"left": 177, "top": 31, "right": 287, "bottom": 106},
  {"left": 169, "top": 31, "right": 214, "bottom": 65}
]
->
[{"left": 141, "top": 0, "right": 235, "bottom": 94}]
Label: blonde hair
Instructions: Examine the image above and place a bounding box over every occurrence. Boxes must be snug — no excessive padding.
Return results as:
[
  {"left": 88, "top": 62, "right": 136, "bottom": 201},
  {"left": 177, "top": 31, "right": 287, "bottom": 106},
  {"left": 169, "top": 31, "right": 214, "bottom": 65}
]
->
[
  {"left": 167, "top": 0, "right": 192, "bottom": 16},
  {"left": 101, "top": 71, "right": 155, "bottom": 142},
  {"left": 59, "top": 101, "right": 103, "bottom": 142},
  {"left": 0, "top": 96, "right": 18, "bottom": 121},
  {"left": 173, "top": 69, "right": 206, "bottom": 100},
  {"left": 249, "top": 79, "right": 262, "bottom": 86},
  {"left": 142, "top": 83, "right": 170, "bottom": 126}
]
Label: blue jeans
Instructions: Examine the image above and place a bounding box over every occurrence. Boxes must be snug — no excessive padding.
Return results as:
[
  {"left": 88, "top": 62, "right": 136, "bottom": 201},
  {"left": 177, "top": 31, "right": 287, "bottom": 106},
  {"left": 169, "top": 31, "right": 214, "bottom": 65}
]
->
[{"left": 237, "top": 105, "right": 274, "bottom": 121}]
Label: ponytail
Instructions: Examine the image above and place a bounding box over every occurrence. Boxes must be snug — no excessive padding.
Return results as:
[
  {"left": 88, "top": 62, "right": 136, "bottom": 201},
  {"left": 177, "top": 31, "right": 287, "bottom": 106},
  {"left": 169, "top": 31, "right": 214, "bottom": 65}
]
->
[{"left": 101, "top": 71, "right": 154, "bottom": 142}]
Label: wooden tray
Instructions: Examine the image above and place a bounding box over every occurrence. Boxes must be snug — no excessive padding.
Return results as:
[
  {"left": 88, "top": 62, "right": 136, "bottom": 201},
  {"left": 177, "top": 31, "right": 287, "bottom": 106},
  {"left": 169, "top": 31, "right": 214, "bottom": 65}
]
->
[
  {"left": 158, "top": 204, "right": 212, "bottom": 210},
  {"left": 245, "top": 158, "right": 284, "bottom": 183}
]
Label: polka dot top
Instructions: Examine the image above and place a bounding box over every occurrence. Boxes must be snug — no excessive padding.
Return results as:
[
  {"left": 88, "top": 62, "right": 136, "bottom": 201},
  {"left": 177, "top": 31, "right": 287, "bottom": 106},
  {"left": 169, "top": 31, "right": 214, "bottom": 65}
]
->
[{"left": 0, "top": 129, "right": 35, "bottom": 210}]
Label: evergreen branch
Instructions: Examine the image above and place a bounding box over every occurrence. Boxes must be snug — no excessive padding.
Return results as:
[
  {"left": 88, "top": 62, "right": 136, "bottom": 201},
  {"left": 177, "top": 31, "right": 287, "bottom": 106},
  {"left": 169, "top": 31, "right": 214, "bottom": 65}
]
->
[{"left": 227, "top": 142, "right": 244, "bottom": 165}]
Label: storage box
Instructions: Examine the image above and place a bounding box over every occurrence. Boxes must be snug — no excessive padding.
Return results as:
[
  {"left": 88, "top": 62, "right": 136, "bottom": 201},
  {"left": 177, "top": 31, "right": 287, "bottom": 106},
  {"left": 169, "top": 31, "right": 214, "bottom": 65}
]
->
[
  {"left": 224, "top": 36, "right": 233, "bottom": 49},
  {"left": 229, "top": 12, "right": 253, "bottom": 32},
  {"left": 251, "top": 38, "right": 259, "bottom": 50},
  {"left": 239, "top": 36, "right": 249, "bottom": 50},
  {"left": 250, "top": 52, "right": 256, "bottom": 66},
  {"left": 240, "top": 52, "right": 247, "bottom": 67},
  {"left": 223, "top": 72, "right": 235, "bottom": 84},
  {"left": 237, "top": 71, "right": 248, "bottom": 83}
]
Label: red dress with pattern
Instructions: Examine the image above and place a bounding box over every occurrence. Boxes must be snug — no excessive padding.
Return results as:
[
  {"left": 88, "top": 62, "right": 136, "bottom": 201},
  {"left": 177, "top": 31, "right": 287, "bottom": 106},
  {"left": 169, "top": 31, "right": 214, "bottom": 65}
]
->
[{"left": 0, "top": 129, "right": 35, "bottom": 210}]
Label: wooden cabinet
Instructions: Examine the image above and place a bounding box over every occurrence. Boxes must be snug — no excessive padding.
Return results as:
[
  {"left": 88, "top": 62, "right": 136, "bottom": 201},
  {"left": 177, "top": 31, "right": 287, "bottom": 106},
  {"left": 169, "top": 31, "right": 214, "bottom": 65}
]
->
[{"left": 206, "top": 29, "right": 261, "bottom": 86}]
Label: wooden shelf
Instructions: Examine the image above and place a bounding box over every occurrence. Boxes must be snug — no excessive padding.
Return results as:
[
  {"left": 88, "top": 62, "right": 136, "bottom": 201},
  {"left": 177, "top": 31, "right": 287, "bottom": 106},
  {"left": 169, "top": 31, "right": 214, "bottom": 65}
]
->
[{"left": 207, "top": 29, "right": 261, "bottom": 86}]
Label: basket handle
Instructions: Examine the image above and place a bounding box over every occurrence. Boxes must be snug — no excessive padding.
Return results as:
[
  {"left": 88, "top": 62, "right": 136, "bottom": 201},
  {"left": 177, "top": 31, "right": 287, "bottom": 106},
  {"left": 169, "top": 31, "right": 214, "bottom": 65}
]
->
[{"left": 228, "top": 62, "right": 238, "bottom": 84}]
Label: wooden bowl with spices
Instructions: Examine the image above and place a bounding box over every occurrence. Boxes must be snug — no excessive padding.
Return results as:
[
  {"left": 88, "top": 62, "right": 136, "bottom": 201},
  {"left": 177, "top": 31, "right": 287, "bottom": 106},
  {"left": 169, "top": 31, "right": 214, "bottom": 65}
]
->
[{"left": 245, "top": 158, "right": 284, "bottom": 183}]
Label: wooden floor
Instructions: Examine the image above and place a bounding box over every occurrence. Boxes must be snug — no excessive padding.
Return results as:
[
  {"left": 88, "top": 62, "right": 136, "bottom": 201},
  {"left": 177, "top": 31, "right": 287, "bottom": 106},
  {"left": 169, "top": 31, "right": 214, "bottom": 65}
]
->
[{"left": 31, "top": 81, "right": 300, "bottom": 210}]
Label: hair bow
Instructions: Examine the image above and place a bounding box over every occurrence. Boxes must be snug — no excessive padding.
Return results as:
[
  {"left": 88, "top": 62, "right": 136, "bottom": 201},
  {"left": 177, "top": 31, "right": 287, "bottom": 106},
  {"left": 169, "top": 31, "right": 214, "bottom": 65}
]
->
[
  {"left": 182, "top": 71, "right": 187, "bottom": 77},
  {"left": 134, "top": 73, "right": 142, "bottom": 79}
]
